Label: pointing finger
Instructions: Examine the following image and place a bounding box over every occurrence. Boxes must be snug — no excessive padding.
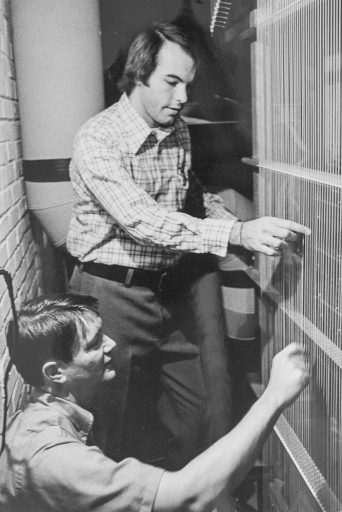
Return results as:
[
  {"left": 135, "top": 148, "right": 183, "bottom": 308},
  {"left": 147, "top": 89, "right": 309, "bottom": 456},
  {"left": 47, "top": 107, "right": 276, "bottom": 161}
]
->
[{"left": 273, "top": 219, "right": 311, "bottom": 236}]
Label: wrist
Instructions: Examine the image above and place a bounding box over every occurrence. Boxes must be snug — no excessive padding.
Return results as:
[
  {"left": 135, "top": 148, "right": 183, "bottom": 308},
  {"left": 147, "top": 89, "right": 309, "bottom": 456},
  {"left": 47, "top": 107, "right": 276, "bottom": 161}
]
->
[
  {"left": 229, "top": 220, "right": 245, "bottom": 247},
  {"left": 239, "top": 222, "right": 245, "bottom": 247},
  {"left": 259, "top": 385, "right": 285, "bottom": 415},
  {"left": 254, "top": 387, "right": 283, "bottom": 418}
]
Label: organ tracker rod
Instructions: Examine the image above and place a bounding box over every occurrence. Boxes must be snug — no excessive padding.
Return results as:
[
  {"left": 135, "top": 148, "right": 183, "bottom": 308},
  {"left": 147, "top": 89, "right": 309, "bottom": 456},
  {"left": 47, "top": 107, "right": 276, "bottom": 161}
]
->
[{"left": 257, "top": 163, "right": 342, "bottom": 189}]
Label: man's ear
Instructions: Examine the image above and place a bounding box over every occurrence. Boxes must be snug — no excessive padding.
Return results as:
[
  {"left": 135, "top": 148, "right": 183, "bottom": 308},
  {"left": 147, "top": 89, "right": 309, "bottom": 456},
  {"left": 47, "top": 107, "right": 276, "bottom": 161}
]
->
[{"left": 42, "top": 361, "right": 66, "bottom": 384}]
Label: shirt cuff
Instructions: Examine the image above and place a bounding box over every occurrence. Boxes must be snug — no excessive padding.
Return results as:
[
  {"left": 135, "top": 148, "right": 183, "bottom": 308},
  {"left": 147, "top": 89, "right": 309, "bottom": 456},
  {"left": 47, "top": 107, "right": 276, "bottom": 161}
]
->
[{"left": 199, "top": 218, "right": 236, "bottom": 257}]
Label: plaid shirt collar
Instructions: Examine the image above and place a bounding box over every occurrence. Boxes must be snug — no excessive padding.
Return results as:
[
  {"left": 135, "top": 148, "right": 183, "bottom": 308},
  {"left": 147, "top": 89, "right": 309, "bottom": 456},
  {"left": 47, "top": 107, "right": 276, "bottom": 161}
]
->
[{"left": 118, "top": 93, "right": 176, "bottom": 154}]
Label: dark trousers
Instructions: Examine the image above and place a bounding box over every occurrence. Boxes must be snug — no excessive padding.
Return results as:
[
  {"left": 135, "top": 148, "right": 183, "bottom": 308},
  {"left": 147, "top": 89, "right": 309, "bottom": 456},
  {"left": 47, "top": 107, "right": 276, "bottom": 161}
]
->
[{"left": 69, "top": 261, "right": 232, "bottom": 469}]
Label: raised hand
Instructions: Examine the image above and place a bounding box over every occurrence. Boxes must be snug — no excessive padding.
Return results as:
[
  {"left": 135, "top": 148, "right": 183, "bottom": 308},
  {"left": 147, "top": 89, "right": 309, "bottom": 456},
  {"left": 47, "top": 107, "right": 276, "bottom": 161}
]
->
[{"left": 265, "top": 343, "right": 311, "bottom": 410}]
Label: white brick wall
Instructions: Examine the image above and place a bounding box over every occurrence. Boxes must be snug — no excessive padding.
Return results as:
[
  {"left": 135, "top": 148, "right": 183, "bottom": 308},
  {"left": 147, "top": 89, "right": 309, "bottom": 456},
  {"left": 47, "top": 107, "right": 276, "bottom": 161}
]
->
[{"left": 0, "top": 0, "right": 43, "bottom": 447}]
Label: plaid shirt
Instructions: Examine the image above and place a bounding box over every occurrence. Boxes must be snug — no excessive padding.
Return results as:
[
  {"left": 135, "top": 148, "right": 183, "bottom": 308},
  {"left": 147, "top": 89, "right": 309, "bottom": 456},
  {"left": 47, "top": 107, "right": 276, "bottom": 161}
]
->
[{"left": 67, "top": 94, "right": 237, "bottom": 270}]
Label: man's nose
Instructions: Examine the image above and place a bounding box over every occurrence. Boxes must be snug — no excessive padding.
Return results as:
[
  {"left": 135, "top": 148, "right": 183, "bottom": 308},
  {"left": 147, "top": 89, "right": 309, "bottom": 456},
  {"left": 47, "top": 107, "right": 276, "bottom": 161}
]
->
[
  {"left": 175, "top": 84, "right": 188, "bottom": 105},
  {"left": 103, "top": 334, "right": 116, "bottom": 353}
]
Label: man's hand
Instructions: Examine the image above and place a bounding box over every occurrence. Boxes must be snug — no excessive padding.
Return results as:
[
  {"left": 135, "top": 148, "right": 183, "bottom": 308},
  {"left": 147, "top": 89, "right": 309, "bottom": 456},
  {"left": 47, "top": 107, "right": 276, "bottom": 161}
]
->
[
  {"left": 264, "top": 343, "right": 311, "bottom": 411},
  {"left": 230, "top": 217, "right": 311, "bottom": 256}
]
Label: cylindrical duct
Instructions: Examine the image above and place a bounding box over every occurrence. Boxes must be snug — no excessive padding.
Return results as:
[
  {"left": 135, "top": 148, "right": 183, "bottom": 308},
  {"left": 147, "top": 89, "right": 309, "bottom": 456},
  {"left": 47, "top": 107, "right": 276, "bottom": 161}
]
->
[
  {"left": 12, "top": 0, "right": 104, "bottom": 246},
  {"left": 218, "top": 188, "right": 257, "bottom": 341}
]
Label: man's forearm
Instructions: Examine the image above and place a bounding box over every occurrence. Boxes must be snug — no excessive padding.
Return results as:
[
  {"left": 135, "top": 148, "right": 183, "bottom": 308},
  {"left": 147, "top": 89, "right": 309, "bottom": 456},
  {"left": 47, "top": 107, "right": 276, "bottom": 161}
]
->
[
  {"left": 154, "top": 343, "right": 310, "bottom": 512},
  {"left": 154, "top": 389, "right": 281, "bottom": 512}
]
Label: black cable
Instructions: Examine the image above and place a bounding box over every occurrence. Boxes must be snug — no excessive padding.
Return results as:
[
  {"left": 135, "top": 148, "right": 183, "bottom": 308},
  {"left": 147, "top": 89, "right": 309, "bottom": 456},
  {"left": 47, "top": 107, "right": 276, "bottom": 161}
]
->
[{"left": 0, "top": 269, "right": 18, "bottom": 455}]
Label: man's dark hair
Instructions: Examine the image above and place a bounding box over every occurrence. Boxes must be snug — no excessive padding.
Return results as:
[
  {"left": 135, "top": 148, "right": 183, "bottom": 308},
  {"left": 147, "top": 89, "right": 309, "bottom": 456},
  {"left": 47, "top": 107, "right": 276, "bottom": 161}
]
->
[
  {"left": 117, "top": 22, "right": 198, "bottom": 95},
  {"left": 9, "top": 294, "right": 99, "bottom": 387}
]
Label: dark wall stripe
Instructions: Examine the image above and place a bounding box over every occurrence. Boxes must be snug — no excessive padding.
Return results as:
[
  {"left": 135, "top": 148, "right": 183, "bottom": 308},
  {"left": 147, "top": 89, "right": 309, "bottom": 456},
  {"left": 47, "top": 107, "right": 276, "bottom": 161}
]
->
[{"left": 23, "top": 159, "right": 71, "bottom": 182}]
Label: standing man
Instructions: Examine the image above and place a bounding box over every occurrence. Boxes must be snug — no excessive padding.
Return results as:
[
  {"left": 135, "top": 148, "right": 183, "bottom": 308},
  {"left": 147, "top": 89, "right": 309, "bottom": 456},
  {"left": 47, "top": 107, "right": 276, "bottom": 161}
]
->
[{"left": 66, "top": 23, "right": 310, "bottom": 468}]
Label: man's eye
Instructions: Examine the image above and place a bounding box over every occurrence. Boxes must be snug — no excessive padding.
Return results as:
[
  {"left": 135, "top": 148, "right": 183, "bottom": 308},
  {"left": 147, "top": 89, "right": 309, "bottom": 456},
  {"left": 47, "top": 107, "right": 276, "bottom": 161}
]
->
[
  {"left": 166, "top": 80, "right": 177, "bottom": 86},
  {"left": 87, "top": 333, "right": 102, "bottom": 351}
]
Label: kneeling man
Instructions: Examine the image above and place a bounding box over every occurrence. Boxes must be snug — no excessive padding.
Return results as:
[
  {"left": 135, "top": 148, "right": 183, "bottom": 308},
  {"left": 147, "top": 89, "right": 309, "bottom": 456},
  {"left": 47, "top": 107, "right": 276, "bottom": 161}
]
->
[{"left": 0, "top": 294, "right": 310, "bottom": 512}]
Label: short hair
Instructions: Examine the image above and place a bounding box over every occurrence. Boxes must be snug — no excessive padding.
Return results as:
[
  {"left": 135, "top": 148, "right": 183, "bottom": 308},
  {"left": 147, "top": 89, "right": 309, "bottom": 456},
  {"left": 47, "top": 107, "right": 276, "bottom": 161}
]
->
[
  {"left": 117, "top": 22, "right": 198, "bottom": 95},
  {"left": 9, "top": 294, "right": 100, "bottom": 387}
]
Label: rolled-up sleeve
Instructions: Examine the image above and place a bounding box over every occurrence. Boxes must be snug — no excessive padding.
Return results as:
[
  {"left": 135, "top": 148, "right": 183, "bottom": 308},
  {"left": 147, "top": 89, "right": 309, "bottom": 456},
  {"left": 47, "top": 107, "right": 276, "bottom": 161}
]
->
[{"left": 28, "top": 442, "right": 164, "bottom": 512}]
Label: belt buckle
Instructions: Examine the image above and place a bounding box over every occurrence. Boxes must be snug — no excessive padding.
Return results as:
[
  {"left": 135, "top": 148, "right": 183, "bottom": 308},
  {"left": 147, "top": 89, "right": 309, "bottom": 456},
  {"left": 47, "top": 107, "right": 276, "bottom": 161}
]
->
[
  {"left": 158, "top": 272, "right": 168, "bottom": 292},
  {"left": 124, "top": 268, "right": 135, "bottom": 287}
]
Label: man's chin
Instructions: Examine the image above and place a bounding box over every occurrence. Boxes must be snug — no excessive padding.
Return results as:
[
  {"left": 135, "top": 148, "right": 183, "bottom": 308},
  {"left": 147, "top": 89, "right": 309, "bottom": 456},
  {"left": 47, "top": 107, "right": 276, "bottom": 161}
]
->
[
  {"left": 160, "top": 116, "right": 177, "bottom": 127},
  {"left": 103, "top": 368, "right": 116, "bottom": 381},
  {"left": 158, "top": 109, "right": 180, "bottom": 127}
]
